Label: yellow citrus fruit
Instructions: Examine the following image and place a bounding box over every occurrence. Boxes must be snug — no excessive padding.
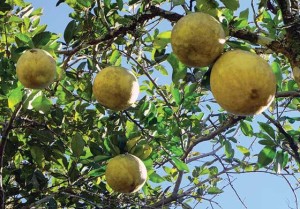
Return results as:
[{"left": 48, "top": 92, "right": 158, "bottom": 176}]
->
[
  {"left": 210, "top": 50, "right": 277, "bottom": 116},
  {"left": 105, "top": 154, "right": 147, "bottom": 193},
  {"left": 16, "top": 49, "right": 56, "bottom": 89},
  {"left": 171, "top": 12, "right": 226, "bottom": 67},
  {"left": 92, "top": 66, "right": 139, "bottom": 111}
]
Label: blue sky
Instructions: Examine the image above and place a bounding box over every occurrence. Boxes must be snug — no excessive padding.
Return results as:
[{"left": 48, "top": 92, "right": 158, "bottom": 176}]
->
[{"left": 28, "top": 1, "right": 299, "bottom": 209}]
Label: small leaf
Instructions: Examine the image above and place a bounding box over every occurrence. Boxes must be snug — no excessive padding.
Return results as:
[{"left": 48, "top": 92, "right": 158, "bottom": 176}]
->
[
  {"left": 171, "top": 157, "right": 189, "bottom": 172},
  {"left": 71, "top": 133, "right": 86, "bottom": 157},
  {"left": 207, "top": 186, "right": 223, "bottom": 194},
  {"left": 77, "top": 0, "right": 91, "bottom": 7},
  {"left": 149, "top": 172, "right": 165, "bottom": 183},
  {"left": 257, "top": 146, "right": 276, "bottom": 168},
  {"left": 64, "top": 20, "right": 77, "bottom": 44},
  {"left": 172, "top": 0, "right": 185, "bottom": 6},
  {"left": 236, "top": 145, "right": 250, "bottom": 156}
]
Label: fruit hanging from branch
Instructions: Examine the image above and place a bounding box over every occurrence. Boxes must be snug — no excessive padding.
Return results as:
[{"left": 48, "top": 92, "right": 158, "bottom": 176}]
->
[
  {"left": 16, "top": 49, "right": 56, "bottom": 89},
  {"left": 93, "top": 66, "right": 140, "bottom": 111},
  {"left": 210, "top": 50, "right": 277, "bottom": 116},
  {"left": 105, "top": 154, "right": 147, "bottom": 193},
  {"left": 171, "top": 12, "right": 226, "bottom": 67}
]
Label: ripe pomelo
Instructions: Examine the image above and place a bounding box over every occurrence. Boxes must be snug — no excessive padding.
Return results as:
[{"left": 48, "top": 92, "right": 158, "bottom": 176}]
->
[
  {"left": 105, "top": 154, "right": 147, "bottom": 193},
  {"left": 93, "top": 66, "right": 139, "bottom": 111},
  {"left": 171, "top": 12, "right": 226, "bottom": 67},
  {"left": 210, "top": 50, "right": 277, "bottom": 116},
  {"left": 16, "top": 49, "right": 56, "bottom": 89}
]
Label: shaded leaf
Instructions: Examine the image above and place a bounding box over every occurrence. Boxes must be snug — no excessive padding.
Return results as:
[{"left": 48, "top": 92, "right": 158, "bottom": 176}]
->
[
  {"left": 71, "top": 133, "right": 86, "bottom": 157},
  {"left": 64, "top": 20, "right": 77, "bottom": 44}
]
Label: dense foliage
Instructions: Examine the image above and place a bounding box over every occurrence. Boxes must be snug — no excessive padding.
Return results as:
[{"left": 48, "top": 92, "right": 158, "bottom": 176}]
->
[{"left": 0, "top": 0, "right": 300, "bottom": 208}]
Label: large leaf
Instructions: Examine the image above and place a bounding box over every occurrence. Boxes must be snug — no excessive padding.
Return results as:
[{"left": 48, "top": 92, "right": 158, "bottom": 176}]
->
[
  {"left": 258, "top": 122, "right": 275, "bottom": 139},
  {"left": 64, "top": 20, "right": 77, "bottom": 44},
  {"left": 257, "top": 146, "right": 276, "bottom": 168},
  {"left": 149, "top": 172, "right": 166, "bottom": 183},
  {"left": 171, "top": 157, "right": 189, "bottom": 172},
  {"left": 220, "top": 0, "right": 239, "bottom": 10}
]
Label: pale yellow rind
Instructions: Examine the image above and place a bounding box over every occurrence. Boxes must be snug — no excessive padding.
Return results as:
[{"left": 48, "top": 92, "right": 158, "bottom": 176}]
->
[
  {"left": 105, "top": 154, "right": 147, "bottom": 193},
  {"left": 16, "top": 49, "right": 56, "bottom": 89},
  {"left": 171, "top": 12, "right": 226, "bottom": 67},
  {"left": 210, "top": 50, "right": 277, "bottom": 116},
  {"left": 93, "top": 66, "right": 139, "bottom": 111}
]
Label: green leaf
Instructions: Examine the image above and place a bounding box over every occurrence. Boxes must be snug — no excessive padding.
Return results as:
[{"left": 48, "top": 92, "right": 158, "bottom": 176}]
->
[
  {"left": 109, "top": 50, "right": 121, "bottom": 65},
  {"left": 149, "top": 172, "right": 166, "bottom": 183},
  {"left": 32, "top": 31, "right": 52, "bottom": 47},
  {"left": 116, "top": 0, "right": 123, "bottom": 10},
  {"left": 77, "top": 0, "right": 91, "bottom": 7},
  {"left": 168, "top": 53, "right": 187, "bottom": 85},
  {"left": 71, "top": 133, "right": 86, "bottom": 157},
  {"left": 258, "top": 122, "right": 275, "bottom": 139},
  {"left": 207, "top": 186, "right": 223, "bottom": 194},
  {"left": 153, "top": 31, "right": 171, "bottom": 49},
  {"left": 240, "top": 121, "right": 253, "bottom": 136},
  {"left": 64, "top": 20, "right": 77, "bottom": 44},
  {"left": 196, "top": 0, "right": 219, "bottom": 16},
  {"left": 257, "top": 146, "right": 276, "bottom": 168},
  {"left": 239, "top": 8, "right": 249, "bottom": 20},
  {"left": 171, "top": 88, "right": 181, "bottom": 105},
  {"left": 271, "top": 61, "right": 283, "bottom": 86},
  {"left": 0, "top": 2, "right": 12, "bottom": 12},
  {"left": 172, "top": 0, "right": 185, "bottom": 6},
  {"left": 15, "top": 33, "right": 31, "bottom": 44},
  {"left": 236, "top": 145, "right": 250, "bottom": 156},
  {"left": 30, "top": 146, "right": 45, "bottom": 168},
  {"left": 8, "top": 86, "right": 23, "bottom": 110},
  {"left": 274, "top": 150, "right": 284, "bottom": 174},
  {"left": 220, "top": 0, "right": 239, "bottom": 10},
  {"left": 171, "top": 157, "right": 189, "bottom": 172},
  {"left": 184, "top": 83, "right": 198, "bottom": 98},
  {"left": 93, "top": 155, "right": 111, "bottom": 163},
  {"left": 31, "top": 94, "right": 52, "bottom": 114},
  {"left": 224, "top": 141, "right": 234, "bottom": 159}
]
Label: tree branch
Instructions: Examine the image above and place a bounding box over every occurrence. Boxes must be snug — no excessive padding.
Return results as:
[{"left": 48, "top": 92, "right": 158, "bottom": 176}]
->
[
  {"left": 183, "top": 116, "right": 245, "bottom": 160},
  {"left": 262, "top": 112, "right": 300, "bottom": 163},
  {"left": 0, "top": 102, "right": 23, "bottom": 208},
  {"left": 276, "top": 90, "right": 300, "bottom": 98}
]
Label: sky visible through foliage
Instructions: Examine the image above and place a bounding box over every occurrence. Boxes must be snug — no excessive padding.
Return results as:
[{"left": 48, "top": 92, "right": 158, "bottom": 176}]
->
[{"left": 27, "top": 1, "right": 300, "bottom": 208}]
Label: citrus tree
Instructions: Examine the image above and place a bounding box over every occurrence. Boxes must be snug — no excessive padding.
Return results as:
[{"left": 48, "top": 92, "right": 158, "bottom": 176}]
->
[{"left": 1, "top": 0, "right": 300, "bottom": 208}]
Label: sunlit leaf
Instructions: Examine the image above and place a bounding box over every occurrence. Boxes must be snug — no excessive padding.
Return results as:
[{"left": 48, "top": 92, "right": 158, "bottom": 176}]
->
[{"left": 257, "top": 146, "right": 276, "bottom": 168}]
